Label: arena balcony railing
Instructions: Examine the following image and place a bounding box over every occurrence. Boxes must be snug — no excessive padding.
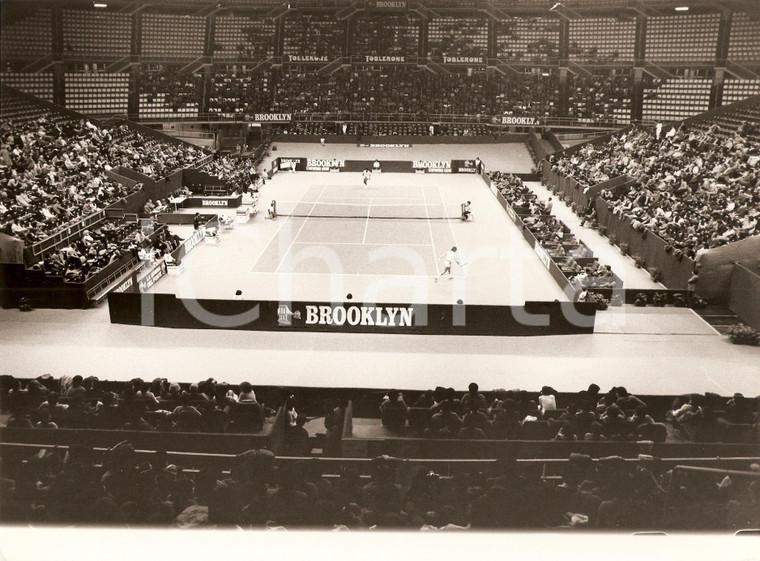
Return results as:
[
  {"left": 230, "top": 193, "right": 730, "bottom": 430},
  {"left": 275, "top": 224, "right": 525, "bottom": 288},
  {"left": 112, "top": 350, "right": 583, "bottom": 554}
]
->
[{"left": 118, "top": 111, "right": 631, "bottom": 132}]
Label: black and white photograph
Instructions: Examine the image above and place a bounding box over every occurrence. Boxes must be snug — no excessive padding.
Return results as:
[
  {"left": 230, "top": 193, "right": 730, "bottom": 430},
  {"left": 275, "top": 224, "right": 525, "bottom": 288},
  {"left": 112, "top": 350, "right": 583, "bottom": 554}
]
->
[{"left": 0, "top": 0, "right": 759, "bottom": 559}]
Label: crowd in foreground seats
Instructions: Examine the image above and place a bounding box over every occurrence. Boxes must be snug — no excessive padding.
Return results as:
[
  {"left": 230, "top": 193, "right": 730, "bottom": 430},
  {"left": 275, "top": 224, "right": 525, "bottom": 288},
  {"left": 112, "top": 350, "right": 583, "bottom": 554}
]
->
[
  {"left": 383, "top": 383, "right": 671, "bottom": 443},
  {"left": 3, "top": 374, "right": 757, "bottom": 446},
  {"left": 550, "top": 114, "right": 760, "bottom": 258},
  {"left": 1, "top": 374, "right": 279, "bottom": 435},
  {"left": 1, "top": 430, "right": 758, "bottom": 529},
  {"left": 1, "top": 377, "right": 758, "bottom": 529}
]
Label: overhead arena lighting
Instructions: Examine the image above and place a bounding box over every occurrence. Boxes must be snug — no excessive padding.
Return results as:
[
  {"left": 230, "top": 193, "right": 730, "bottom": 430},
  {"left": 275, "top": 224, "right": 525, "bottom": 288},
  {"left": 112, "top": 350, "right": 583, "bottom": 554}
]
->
[
  {"left": 93, "top": 2, "right": 107, "bottom": 7},
  {"left": 674, "top": 6, "right": 690, "bottom": 11}
]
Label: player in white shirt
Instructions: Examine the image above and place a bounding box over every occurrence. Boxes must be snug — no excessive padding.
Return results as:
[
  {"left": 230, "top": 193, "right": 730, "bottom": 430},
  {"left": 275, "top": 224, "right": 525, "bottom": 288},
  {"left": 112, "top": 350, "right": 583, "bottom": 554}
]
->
[
  {"left": 436, "top": 246, "right": 463, "bottom": 281},
  {"left": 362, "top": 168, "right": 371, "bottom": 188}
]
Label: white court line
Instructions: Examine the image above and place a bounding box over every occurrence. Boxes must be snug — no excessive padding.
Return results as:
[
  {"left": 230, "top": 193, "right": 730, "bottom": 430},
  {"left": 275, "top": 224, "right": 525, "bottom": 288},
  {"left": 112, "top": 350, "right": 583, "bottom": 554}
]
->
[
  {"left": 688, "top": 308, "right": 723, "bottom": 336},
  {"left": 292, "top": 241, "right": 432, "bottom": 247},
  {"left": 438, "top": 183, "right": 466, "bottom": 278},
  {"left": 274, "top": 184, "right": 327, "bottom": 273},
  {"left": 362, "top": 198, "right": 372, "bottom": 244},
  {"left": 249, "top": 270, "right": 464, "bottom": 278},
  {"left": 317, "top": 195, "right": 423, "bottom": 201},
  {"left": 249, "top": 195, "right": 304, "bottom": 271},
  {"left": 422, "top": 184, "right": 440, "bottom": 277},
  {"left": 272, "top": 200, "right": 438, "bottom": 208},
  {"left": 701, "top": 365, "right": 733, "bottom": 395}
]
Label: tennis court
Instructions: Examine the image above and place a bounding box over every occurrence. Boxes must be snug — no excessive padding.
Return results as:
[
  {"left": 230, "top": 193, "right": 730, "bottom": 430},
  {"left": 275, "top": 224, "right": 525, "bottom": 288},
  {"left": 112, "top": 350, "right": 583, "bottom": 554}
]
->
[
  {"left": 150, "top": 166, "right": 567, "bottom": 305},
  {"left": 251, "top": 182, "right": 462, "bottom": 277}
]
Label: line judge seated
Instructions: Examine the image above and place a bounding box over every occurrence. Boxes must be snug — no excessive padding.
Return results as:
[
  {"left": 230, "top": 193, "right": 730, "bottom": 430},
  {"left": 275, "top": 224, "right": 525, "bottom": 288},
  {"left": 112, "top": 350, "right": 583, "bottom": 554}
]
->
[
  {"left": 266, "top": 201, "right": 277, "bottom": 219},
  {"left": 372, "top": 159, "right": 381, "bottom": 173},
  {"left": 461, "top": 201, "right": 472, "bottom": 221}
]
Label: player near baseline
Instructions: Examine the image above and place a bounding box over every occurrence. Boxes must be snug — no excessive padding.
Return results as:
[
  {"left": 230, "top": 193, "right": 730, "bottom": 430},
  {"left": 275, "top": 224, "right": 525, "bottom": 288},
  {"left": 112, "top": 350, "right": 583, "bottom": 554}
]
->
[
  {"left": 435, "top": 246, "right": 463, "bottom": 281},
  {"left": 362, "top": 168, "right": 371, "bottom": 188}
]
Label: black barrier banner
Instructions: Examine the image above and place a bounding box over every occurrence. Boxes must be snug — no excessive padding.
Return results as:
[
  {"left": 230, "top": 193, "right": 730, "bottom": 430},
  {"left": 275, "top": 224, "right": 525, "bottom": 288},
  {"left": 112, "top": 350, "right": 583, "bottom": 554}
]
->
[
  {"left": 177, "top": 229, "right": 204, "bottom": 259},
  {"left": 183, "top": 196, "right": 242, "bottom": 208},
  {"left": 277, "top": 157, "right": 307, "bottom": 172},
  {"left": 452, "top": 159, "right": 481, "bottom": 174},
  {"left": 357, "top": 143, "right": 412, "bottom": 148},
  {"left": 534, "top": 244, "right": 553, "bottom": 271},
  {"left": 272, "top": 159, "right": 495, "bottom": 174},
  {"left": 413, "top": 159, "right": 452, "bottom": 173},
  {"left": 501, "top": 115, "right": 542, "bottom": 126},
  {"left": 306, "top": 158, "right": 345, "bottom": 172},
  {"left": 107, "top": 293, "right": 597, "bottom": 336},
  {"left": 112, "top": 274, "right": 136, "bottom": 294}
]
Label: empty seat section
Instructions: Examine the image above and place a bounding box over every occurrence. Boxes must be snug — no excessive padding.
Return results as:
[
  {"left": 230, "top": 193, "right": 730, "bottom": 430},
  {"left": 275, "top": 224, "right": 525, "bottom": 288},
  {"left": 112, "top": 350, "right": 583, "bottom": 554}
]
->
[
  {"left": 0, "top": 8, "right": 52, "bottom": 59},
  {"left": 0, "top": 73, "right": 54, "bottom": 102},
  {"left": 353, "top": 13, "right": 420, "bottom": 57},
  {"left": 141, "top": 13, "right": 205, "bottom": 59},
  {"left": 62, "top": 9, "right": 132, "bottom": 59},
  {"left": 64, "top": 73, "right": 130, "bottom": 116},
  {"left": 568, "top": 17, "right": 635, "bottom": 63},
  {"left": 213, "top": 13, "right": 276, "bottom": 59},
  {"left": 496, "top": 18, "right": 560, "bottom": 63},
  {"left": 645, "top": 14, "right": 719, "bottom": 64},
  {"left": 727, "top": 13, "right": 760, "bottom": 64},
  {"left": 428, "top": 17, "right": 489, "bottom": 59},
  {"left": 282, "top": 13, "right": 345, "bottom": 59},
  {"left": 642, "top": 77, "right": 711, "bottom": 122}
]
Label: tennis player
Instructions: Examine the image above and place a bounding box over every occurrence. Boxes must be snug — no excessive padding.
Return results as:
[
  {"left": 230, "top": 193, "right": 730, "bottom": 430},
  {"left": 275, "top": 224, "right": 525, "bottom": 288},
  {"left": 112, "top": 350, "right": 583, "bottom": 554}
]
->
[
  {"left": 362, "top": 168, "right": 371, "bottom": 188},
  {"left": 436, "top": 246, "right": 462, "bottom": 281},
  {"left": 461, "top": 201, "right": 472, "bottom": 221}
]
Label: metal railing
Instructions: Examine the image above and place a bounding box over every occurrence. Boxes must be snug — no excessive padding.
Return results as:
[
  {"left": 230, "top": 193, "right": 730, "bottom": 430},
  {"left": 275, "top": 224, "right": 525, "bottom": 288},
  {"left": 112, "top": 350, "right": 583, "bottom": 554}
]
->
[{"left": 119, "top": 110, "right": 631, "bottom": 131}]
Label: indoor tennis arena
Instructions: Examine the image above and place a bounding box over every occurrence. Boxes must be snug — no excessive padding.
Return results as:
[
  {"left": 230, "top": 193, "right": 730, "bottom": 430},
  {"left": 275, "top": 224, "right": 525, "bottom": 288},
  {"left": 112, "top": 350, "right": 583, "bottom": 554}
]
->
[{"left": 1, "top": 0, "right": 759, "bottom": 557}]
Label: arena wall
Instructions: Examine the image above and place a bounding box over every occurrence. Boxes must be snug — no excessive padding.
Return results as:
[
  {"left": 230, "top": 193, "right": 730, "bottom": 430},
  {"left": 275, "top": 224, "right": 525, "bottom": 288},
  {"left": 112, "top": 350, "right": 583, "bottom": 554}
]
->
[{"left": 696, "top": 235, "right": 760, "bottom": 303}]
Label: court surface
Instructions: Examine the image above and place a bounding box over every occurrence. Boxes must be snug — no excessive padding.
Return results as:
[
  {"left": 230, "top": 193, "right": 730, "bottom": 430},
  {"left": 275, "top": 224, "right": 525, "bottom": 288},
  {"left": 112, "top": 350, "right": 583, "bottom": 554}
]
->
[{"left": 151, "top": 172, "right": 568, "bottom": 305}]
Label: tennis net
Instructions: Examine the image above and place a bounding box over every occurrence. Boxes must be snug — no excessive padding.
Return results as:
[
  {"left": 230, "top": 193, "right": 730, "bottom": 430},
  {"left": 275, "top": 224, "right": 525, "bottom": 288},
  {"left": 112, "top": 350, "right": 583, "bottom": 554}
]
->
[{"left": 272, "top": 200, "right": 465, "bottom": 220}]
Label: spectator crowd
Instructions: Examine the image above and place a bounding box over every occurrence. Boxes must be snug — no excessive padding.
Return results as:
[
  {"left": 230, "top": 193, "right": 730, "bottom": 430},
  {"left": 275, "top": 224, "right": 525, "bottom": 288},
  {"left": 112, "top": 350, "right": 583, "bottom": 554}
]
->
[
  {"left": 0, "top": 373, "right": 758, "bottom": 530},
  {"left": 206, "top": 67, "right": 560, "bottom": 119},
  {"left": 489, "top": 172, "right": 618, "bottom": 290},
  {"left": 550, "top": 107, "right": 760, "bottom": 258},
  {"left": 1, "top": 93, "right": 206, "bottom": 246}
]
